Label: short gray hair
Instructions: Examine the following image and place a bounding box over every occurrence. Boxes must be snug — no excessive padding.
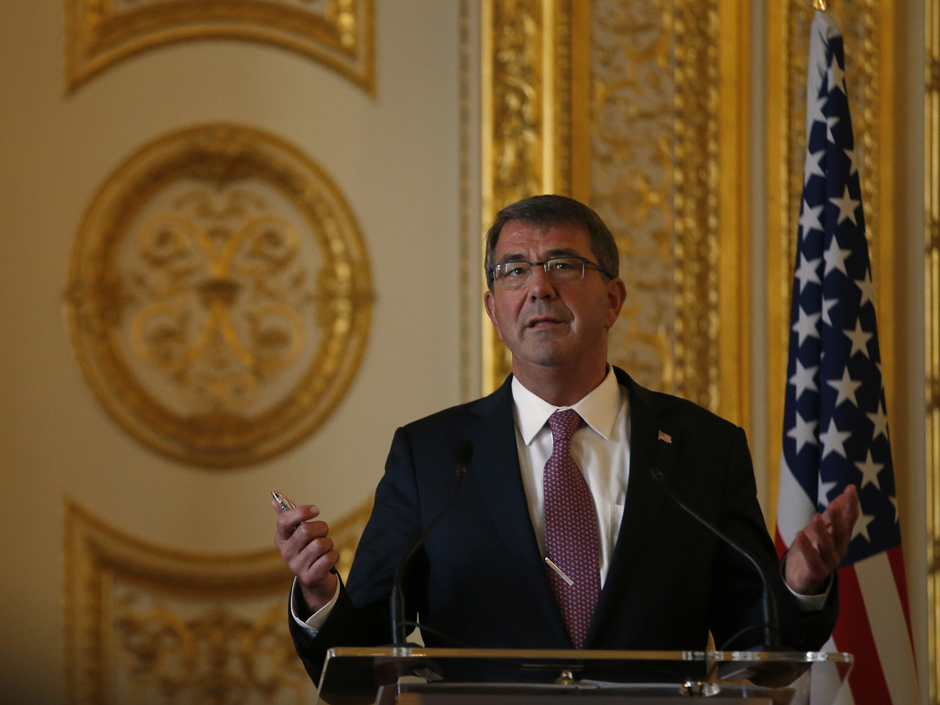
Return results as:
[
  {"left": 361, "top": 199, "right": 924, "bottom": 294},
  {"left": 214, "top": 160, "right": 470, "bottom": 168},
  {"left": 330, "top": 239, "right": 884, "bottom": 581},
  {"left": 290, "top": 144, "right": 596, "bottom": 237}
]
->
[{"left": 484, "top": 195, "right": 619, "bottom": 290}]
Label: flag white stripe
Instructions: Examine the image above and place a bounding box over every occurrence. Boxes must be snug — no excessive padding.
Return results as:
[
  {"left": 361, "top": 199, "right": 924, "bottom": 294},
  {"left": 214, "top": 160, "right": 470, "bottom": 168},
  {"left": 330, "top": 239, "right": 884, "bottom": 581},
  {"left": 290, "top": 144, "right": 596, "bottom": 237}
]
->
[
  {"left": 805, "top": 11, "right": 844, "bottom": 141},
  {"left": 776, "top": 456, "right": 816, "bottom": 546},
  {"left": 806, "top": 14, "right": 836, "bottom": 138},
  {"left": 855, "top": 553, "right": 921, "bottom": 704}
]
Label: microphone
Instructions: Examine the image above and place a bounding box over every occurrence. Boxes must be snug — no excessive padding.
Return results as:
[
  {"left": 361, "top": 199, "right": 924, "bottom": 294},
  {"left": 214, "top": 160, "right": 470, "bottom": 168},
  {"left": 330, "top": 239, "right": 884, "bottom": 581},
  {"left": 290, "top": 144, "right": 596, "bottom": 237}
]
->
[
  {"left": 648, "top": 465, "right": 780, "bottom": 650},
  {"left": 389, "top": 440, "right": 473, "bottom": 646}
]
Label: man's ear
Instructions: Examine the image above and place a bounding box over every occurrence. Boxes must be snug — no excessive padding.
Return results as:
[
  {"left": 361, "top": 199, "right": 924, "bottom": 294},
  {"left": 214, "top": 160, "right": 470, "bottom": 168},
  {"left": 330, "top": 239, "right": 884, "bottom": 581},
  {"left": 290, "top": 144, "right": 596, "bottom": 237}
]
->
[
  {"left": 605, "top": 278, "right": 627, "bottom": 329},
  {"left": 483, "top": 289, "right": 505, "bottom": 341}
]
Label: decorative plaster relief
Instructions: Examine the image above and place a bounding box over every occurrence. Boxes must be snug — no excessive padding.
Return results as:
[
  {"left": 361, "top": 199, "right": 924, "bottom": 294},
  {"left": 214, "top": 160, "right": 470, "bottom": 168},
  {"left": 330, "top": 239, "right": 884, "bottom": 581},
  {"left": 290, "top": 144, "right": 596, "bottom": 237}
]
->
[
  {"left": 66, "top": 0, "right": 374, "bottom": 92},
  {"left": 67, "top": 125, "right": 373, "bottom": 467},
  {"left": 65, "top": 499, "right": 371, "bottom": 704}
]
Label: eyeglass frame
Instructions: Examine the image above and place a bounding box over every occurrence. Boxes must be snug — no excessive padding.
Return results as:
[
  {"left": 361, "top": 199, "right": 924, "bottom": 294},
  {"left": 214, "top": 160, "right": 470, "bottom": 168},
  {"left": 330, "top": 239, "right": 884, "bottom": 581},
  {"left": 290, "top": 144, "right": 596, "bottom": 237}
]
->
[{"left": 488, "top": 256, "right": 609, "bottom": 289}]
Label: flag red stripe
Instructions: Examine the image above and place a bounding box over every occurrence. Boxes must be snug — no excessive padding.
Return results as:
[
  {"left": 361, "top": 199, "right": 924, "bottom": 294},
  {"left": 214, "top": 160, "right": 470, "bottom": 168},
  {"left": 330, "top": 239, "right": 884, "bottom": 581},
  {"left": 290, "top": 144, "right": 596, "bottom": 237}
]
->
[
  {"left": 832, "top": 564, "right": 894, "bottom": 705},
  {"left": 886, "top": 545, "right": 917, "bottom": 667},
  {"left": 774, "top": 525, "right": 787, "bottom": 561}
]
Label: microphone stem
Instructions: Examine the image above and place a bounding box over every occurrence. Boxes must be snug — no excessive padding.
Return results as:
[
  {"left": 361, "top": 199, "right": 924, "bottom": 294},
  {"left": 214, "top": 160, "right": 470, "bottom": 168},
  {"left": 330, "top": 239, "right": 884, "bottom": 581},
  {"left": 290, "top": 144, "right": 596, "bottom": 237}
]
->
[
  {"left": 390, "top": 470, "right": 467, "bottom": 646},
  {"left": 650, "top": 468, "right": 780, "bottom": 649}
]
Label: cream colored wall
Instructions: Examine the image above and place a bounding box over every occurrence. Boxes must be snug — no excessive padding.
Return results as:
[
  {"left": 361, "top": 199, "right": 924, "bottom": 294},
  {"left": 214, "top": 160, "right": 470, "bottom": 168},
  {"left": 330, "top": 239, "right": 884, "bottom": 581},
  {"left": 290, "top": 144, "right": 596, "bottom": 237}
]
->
[{"left": 0, "top": 1, "right": 463, "bottom": 702}]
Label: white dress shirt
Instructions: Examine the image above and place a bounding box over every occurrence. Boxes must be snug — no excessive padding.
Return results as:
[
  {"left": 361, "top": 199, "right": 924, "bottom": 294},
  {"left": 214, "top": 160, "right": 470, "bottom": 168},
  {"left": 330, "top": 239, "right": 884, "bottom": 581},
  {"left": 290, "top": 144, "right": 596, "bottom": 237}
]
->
[
  {"left": 291, "top": 366, "right": 827, "bottom": 634},
  {"left": 511, "top": 367, "right": 629, "bottom": 587}
]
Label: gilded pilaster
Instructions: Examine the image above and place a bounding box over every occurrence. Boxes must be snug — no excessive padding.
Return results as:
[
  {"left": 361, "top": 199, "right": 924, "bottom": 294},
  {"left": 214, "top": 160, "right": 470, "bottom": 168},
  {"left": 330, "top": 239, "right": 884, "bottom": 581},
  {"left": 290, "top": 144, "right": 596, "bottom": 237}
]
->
[
  {"left": 481, "top": 0, "right": 575, "bottom": 392},
  {"left": 927, "top": 1, "right": 940, "bottom": 700},
  {"left": 672, "top": 0, "right": 722, "bottom": 413}
]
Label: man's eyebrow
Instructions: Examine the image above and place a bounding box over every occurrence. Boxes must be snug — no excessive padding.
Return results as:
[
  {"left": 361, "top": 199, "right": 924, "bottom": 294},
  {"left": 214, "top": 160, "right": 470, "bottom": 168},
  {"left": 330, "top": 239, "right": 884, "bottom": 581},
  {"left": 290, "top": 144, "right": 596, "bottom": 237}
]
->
[
  {"left": 544, "top": 248, "right": 582, "bottom": 258},
  {"left": 496, "top": 247, "right": 583, "bottom": 264},
  {"left": 496, "top": 253, "right": 528, "bottom": 264}
]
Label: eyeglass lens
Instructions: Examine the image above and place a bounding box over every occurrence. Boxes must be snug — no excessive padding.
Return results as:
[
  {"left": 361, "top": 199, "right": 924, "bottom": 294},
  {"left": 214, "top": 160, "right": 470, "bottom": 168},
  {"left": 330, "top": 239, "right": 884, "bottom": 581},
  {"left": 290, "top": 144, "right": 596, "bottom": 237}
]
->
[{"left": 493, "top": 258, "right": 586, "bottom": 289}]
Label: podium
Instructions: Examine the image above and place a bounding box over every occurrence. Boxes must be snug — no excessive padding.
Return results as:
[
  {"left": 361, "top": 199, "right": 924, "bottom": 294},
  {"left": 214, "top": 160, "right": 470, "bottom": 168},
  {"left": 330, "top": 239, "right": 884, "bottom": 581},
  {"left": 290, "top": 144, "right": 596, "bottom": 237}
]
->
[{"left": 314, "top": 647, "right": 853, "bottom": 705}]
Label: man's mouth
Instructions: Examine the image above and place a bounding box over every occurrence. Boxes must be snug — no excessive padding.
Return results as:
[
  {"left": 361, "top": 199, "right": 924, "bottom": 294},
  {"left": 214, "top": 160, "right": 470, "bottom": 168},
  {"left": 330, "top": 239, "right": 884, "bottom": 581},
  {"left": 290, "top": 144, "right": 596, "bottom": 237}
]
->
[{"left": 527, "top": 316, "right": 567, "bottom": 329}]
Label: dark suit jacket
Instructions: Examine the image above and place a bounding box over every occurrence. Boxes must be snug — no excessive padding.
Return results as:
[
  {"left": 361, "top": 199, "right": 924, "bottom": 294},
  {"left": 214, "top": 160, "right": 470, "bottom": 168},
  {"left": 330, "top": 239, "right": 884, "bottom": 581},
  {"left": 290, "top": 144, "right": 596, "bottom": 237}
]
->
[{"left": 290, "top": 368, "right": 837, "bottom": 682}]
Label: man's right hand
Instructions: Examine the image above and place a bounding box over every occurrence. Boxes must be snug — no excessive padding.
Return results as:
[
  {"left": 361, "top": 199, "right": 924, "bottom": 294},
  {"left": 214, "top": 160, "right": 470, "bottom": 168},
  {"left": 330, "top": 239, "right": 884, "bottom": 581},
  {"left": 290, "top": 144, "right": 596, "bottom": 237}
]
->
[{"left": 273, "top": 500, "right": 339, "bottom": 618}]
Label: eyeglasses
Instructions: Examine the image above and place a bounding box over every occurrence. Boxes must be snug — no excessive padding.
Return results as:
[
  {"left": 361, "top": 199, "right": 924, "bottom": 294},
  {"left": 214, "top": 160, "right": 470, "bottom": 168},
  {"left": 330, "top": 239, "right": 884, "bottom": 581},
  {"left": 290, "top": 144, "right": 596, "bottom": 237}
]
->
[{"left": 489, "top": 257, "right": 605, "bottom": 290}]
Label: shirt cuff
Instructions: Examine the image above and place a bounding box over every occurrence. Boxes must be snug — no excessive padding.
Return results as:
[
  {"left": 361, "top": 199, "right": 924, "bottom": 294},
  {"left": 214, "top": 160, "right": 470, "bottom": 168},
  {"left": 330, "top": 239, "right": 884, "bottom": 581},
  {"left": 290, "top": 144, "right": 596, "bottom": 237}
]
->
[
  {"left": 290, "top": 577, "right": 341, "bottom": 635},
  {"left": 780, "top": 555, "right": 833, "bottom": 611}
]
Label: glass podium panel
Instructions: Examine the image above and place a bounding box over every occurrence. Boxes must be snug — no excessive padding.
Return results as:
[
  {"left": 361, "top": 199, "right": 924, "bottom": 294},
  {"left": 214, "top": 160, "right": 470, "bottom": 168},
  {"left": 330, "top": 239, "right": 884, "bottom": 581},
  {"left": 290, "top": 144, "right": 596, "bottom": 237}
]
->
[{"left": 315, "top": 647, "right": 853, "bottom": 705}]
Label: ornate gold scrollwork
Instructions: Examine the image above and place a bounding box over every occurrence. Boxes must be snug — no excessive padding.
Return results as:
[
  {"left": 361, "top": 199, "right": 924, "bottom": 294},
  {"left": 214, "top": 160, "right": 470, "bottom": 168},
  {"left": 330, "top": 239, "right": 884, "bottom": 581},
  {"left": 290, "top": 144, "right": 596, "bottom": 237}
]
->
[
  {"left": 65, "top": 498, "right": 372, "bottom": 705},
  {"left": 129, "top": 207, "right": 306, "bottom": 403},
  {"left": 66, "top": 124, "right": 373, "bottom": 467},
  {"left": 480, "top": 0, "right": 748, "bottom": 425},
  {"left": 483, "top": 0, "right": 550, "bottom": 390},
  {"left": 65, "top": 0, "right": 375, "bottom": 93},
  {"left": 590, "top": 0, "right": 725, "bottom": 411},
  {"left": 113, "top": 604, "right": 306, "bottom": 705}
]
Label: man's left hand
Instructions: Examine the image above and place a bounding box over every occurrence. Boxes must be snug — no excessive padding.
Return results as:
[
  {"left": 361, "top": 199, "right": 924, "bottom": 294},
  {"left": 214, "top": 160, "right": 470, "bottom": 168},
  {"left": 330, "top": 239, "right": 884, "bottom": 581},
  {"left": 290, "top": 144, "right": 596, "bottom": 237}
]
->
[{"left": 784, "top": 485, "right": 860, "bottom": 595}]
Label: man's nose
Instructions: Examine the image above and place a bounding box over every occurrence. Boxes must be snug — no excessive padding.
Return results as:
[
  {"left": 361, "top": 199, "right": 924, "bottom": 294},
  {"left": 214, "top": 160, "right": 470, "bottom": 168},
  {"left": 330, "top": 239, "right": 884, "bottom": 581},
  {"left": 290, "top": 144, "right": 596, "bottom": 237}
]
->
[{"left": 527, "top": 265, "right": 557, "bottom": 298}]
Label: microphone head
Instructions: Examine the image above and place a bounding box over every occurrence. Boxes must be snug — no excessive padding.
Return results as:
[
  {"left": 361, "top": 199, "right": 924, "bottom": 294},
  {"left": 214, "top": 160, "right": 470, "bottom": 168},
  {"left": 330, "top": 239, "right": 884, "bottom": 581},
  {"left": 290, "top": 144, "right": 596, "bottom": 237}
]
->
[
  {"left": 649, "top": 465, "right": 664, "bottom": 482},
  {"left": 453, "top": 439, "right": 473, "bottom": 474}
]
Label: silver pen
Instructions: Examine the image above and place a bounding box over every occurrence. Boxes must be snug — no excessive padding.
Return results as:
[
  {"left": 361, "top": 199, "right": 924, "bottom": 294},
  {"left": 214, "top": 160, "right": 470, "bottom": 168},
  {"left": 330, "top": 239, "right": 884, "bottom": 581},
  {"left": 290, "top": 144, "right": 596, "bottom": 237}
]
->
[
  {"left": 272, "top": 491, "right": 296, "bottom": 513},
  {"left": 273, "top": 491, "right": 336, "bottom": 576}
]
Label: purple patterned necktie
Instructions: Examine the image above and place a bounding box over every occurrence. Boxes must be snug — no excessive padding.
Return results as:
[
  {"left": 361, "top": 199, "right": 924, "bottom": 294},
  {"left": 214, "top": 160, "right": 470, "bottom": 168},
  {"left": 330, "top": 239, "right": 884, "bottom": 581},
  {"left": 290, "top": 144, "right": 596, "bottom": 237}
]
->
[{"left": 543, "top": 409, "right": 601, "bottom": 648}]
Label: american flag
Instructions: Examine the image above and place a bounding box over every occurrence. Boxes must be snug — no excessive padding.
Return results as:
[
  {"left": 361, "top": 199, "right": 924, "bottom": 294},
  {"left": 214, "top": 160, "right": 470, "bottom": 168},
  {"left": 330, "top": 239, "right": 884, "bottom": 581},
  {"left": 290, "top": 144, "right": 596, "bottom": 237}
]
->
[{"left": 775, "top": 11, "right": 919, "bottom": 705}]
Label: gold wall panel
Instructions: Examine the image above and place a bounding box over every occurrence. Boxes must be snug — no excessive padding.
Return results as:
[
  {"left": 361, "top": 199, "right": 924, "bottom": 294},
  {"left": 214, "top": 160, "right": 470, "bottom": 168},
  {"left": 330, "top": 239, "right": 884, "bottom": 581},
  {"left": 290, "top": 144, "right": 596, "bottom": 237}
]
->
[
  {"left": 481, "top": 0, "right": 750, "bottom": 427},
  {"left": 65, "top": 499, "right": 371, "bottom": 705},
  {"left": 65, "top": 0, "right": 375, "bottom": 93},
  {"left": 765, "top": 1, "right": 896, "bottom": 529},
  {"left": 927, "top": 1, "right": 940, "bottom": 700},
  {"left": 480, "top": 0, "right": 580, "bottom": 391},
  {"left": 66, "top": 124, "right": 373, "bottom": 468}
]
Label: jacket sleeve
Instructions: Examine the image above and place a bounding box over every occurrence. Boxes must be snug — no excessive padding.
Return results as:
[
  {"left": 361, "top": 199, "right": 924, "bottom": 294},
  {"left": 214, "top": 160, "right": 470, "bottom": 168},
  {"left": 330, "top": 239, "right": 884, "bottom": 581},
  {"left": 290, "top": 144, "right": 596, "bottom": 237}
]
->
[{"left": 288, "top": 427, "right": 429, "bottom": 680}]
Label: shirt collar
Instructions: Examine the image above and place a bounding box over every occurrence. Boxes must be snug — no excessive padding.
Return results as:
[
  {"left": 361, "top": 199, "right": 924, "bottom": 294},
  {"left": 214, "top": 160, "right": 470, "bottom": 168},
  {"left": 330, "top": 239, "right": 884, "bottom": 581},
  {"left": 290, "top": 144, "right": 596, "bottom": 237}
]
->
[{"left": 512, "top": 366, "right": 624, "bottom": 445}]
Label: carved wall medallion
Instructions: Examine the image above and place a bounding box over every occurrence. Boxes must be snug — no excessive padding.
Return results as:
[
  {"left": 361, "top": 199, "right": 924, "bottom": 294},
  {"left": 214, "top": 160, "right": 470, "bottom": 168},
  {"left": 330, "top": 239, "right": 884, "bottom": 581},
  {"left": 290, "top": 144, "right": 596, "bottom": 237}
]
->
[
  {"left": 64, "top": 499, "right": 371, "bottom": 705},
  {"left": 479, "top": 0, "right": 750, "bottom": 426},
  {"left": 765, "top": 1, "right": 895, "bottom": 526},
  {"left": 65, "top": 0, "right": 375, "bottom": 93},
  {"left": 66, "top": 124, "right": 373, "bottom": 467}
]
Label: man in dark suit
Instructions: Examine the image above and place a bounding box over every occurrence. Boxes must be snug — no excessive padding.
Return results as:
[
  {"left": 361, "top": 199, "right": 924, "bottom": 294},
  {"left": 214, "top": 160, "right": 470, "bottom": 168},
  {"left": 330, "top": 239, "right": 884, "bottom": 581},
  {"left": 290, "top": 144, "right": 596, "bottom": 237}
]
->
[{"left": 274, "top": 195, "right": 859, "bottom": 684}]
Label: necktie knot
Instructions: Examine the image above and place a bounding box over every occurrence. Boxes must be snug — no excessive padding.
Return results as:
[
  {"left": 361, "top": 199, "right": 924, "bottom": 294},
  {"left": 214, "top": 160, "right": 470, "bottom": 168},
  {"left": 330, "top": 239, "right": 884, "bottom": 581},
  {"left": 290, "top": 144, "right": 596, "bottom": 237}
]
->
[{"left": 548, "top": 409, "right": 581, "bottom": 451}]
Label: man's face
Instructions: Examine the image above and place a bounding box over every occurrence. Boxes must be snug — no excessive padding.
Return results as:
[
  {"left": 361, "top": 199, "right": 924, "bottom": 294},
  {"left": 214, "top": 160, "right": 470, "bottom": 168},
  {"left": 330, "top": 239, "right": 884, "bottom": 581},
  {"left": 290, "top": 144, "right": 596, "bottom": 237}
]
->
[{"left": 483, "top": 220, "right": 626, "bottom": 378}]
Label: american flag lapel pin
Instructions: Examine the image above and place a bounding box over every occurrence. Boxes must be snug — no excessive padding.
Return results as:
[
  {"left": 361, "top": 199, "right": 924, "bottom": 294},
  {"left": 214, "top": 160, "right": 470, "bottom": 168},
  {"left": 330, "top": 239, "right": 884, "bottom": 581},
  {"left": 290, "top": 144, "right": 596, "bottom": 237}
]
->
[{"left": 658, "top": 430, "right": 672, "bottom": 444}]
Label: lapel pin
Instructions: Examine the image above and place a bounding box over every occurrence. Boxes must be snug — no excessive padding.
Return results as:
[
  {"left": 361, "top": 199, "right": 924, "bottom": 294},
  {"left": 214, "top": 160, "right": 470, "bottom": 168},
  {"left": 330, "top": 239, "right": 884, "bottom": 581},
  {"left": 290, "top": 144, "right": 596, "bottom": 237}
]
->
[{"left": 658, "top": 430, "right": 672, "bottom": 444}]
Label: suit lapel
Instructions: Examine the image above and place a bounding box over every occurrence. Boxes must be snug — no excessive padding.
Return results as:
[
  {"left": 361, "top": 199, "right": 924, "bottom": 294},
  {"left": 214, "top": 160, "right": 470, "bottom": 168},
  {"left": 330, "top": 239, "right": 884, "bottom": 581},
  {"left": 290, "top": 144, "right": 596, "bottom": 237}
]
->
[
  {"left": 468, "top": 377, "right": 571, "bottom": 646},
  {"left": 584, "top": 370, "right": 680, "bottom": 647}
]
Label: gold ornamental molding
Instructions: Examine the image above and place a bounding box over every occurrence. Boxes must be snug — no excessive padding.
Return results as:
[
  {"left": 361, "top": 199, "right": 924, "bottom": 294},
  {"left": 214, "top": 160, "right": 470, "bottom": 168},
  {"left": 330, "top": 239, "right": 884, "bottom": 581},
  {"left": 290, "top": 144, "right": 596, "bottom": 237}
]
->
[
  {"left": 480, "top": 0, "right": 583, "bottom": 392},
  {"left": 927, "top": 0, "right": 940, "bottom": 700},
  {"left": 65, "top": 0, "right": 375, "bottom": 93},
  {"left": 64, "top": 498, "right": 371, "bottom": 705},
  {"left": 66, "top": 124, "right": 373, "bottom": 468},
  {"left": 765, "top": 0, "right": 896, "bottom": 530},
  {"left": 480, "top": 0, "right": 750, "bottom": 429}
]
